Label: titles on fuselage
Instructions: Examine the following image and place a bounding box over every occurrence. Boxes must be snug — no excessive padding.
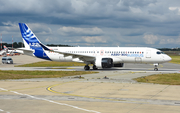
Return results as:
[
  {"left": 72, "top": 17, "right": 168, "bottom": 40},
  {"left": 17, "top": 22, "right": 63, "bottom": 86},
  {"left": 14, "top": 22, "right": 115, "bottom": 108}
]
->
[{"left": 111, "top": 53, "right": 144, "bottom": 57}]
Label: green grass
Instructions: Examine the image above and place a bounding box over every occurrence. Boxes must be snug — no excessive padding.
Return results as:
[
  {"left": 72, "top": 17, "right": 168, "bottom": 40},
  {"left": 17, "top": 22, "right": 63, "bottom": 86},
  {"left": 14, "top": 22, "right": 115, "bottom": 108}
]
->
[
  {"left": 0, "top": 70, "right": 97, "bottom": 80},
  {"left": 15, "top": 61, "right": 86, "bottom": 67},
  {"left": 169, "top": 55, "right": 180, "bottom": 64},
  {"left": 134, "top": 73, "right": 180, "bottom": 85}
]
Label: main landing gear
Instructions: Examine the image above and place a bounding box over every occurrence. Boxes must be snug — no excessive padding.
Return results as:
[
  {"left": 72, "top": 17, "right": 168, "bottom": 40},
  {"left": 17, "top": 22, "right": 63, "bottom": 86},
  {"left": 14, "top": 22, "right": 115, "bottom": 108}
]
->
[
  {"left": 84, "top": 65, "right": 90, "bottom": 70},
  {"left": 84, "top": 65, "right": 98, "bottom": 70},
  {"left": 154, "top": 63, "right": 159, "bottom": 71},
  {"left": 93, "top": 65, "right": 98, "bottom": 70}
]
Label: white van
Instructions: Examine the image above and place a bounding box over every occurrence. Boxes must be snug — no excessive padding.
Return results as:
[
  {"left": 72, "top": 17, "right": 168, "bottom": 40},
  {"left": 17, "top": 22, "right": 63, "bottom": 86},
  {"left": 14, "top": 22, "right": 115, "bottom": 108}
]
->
[{"left": 2, "top": 57, "right": 13, "bottom": 64}]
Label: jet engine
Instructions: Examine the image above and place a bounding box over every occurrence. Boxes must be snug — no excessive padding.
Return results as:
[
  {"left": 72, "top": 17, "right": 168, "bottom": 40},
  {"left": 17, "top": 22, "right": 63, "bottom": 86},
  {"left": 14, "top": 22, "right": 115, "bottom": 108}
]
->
[{"left": 95, "top": 57, "right": 113, "bottom": 68}]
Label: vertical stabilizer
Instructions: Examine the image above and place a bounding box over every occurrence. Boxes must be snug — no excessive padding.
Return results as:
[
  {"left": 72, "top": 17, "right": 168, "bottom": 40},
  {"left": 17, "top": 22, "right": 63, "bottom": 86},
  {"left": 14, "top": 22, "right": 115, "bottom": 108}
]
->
[
  {"left": 19, "top": 23, "right": 41, "bottom": 49},
  {"left": 18, "top": 23, "right": 51, "bottom": 60}
]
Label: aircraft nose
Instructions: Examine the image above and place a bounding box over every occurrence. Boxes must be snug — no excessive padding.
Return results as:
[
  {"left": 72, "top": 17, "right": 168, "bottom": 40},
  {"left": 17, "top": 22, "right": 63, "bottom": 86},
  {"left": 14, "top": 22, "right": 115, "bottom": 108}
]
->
[{"left": 165, "top": 55, "right": 172, "bottom": 62}]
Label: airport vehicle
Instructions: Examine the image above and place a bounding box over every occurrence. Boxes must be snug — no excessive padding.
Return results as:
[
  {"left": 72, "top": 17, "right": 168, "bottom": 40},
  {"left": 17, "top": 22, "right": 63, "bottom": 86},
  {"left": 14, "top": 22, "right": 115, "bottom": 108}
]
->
[
  {"left": 17, "top": 23, "right": 172, "bottom": 71},
  {"left": 2, "top": 57, "right": 13, "bottom": 64}
]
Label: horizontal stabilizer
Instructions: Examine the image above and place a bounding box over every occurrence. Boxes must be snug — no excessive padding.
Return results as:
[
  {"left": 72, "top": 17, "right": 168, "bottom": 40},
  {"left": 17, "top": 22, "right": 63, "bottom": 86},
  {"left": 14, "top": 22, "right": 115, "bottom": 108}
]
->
[{"left": 15, "top": 48, "right": 34, "bottom": 56}]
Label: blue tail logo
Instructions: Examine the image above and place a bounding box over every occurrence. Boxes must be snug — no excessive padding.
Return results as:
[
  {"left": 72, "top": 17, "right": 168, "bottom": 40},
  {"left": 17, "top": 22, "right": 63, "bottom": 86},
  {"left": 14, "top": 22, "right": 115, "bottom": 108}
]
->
[
  {"left": 19, "top": 23, "right": 51, "bottom": 60},
  {"left": 19, "top": 23, "right": 41, "bottom": 49}
]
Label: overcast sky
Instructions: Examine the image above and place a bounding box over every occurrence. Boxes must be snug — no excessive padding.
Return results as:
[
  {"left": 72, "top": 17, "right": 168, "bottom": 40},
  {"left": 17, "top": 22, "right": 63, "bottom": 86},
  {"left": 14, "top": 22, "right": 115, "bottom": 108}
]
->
[{"left": 0, "top": 0, "right": 180, "bottom": 48}]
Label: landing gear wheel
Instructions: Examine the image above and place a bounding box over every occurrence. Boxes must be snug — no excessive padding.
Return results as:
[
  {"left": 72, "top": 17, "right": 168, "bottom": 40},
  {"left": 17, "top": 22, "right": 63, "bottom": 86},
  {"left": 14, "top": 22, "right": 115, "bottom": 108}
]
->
[
  {"left": 153, "top": 63, "right": 159, "bottom": 71},
  {"left": 93, "top": 65, "right": 98, "bottom": 70},
  {"left": 84, "top": 65, "right": 90, "bottom": 70}
]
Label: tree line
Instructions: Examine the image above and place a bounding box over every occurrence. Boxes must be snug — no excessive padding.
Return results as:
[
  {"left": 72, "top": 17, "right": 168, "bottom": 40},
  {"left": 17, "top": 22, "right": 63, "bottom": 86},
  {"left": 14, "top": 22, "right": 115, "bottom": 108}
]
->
[
  {"left": 158, "top": 48, "right": 180, "bottom": 51},
  {"left": 0, "top": 42, "right": 179, "bottom": 51},
  {"left": 0, "top": 42, "right": 72, "bottom": 50},
  {"left": 1, "top": 42, "right": 24, "bottom": 49}
]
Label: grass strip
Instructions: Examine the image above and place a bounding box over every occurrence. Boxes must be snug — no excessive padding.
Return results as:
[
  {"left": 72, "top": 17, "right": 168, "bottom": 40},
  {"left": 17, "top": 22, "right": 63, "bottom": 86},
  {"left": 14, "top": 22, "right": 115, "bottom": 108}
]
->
[
  {"left": 15, "top": 61, "right": 86, "bottom": 67},
  {"left": 134, "top": 73, "right": 180, "bottom": 85},
  {"left": 0, "top": 70, "right": 97, "bottom": 80},
  {"left": 169, "top": 55, "right": 180, "bottom": 64}
]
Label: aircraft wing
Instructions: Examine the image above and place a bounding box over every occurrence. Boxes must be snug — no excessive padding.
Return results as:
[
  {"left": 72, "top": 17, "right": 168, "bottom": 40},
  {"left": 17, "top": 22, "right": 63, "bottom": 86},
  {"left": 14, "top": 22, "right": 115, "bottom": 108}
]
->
[
  {"left": 15, "top": 48, "right": 34, "bottom": 52},
  {"left": 39, "top": 43, "right": 96, "bottom": 62}
]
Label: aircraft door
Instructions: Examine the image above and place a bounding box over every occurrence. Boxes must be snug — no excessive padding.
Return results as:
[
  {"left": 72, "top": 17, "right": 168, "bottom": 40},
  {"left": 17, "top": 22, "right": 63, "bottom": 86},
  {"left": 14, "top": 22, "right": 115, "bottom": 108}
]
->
[{"left": 146, "top": 50, "right": 151, "bottom": 58}]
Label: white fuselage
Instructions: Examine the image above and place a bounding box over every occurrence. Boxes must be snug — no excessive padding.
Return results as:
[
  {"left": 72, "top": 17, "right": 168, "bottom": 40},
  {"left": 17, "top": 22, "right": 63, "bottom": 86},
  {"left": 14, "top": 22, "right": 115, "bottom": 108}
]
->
[{"left": 41, "top": 47, "right": 171, "bottom": 65}]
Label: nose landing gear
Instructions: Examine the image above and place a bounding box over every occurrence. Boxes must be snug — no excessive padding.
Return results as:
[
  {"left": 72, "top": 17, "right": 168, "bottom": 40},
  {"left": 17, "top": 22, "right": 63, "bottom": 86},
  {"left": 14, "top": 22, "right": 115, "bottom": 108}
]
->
[{"left": 154, "top": 63, "right": 159, "bottom": 71}]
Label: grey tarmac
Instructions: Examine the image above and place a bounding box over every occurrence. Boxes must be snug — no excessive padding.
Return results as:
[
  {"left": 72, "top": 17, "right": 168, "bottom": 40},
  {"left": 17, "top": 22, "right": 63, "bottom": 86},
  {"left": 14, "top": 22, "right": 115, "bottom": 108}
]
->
[{"left": 0, "top": 55, "right": 180, "bottom": 113}]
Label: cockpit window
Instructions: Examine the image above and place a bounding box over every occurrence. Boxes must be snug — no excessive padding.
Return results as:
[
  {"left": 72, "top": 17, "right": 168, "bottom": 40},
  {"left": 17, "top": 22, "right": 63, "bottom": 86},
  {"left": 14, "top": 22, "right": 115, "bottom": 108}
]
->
[
  {"left": 161, "top": 52, "right": 165, "bottom": 54},
  {"left": 157, "top": 51, "right": 161, "bottom": 54},
  {"left": 157, "top": 51, "right": 165, "bottom": 54}
]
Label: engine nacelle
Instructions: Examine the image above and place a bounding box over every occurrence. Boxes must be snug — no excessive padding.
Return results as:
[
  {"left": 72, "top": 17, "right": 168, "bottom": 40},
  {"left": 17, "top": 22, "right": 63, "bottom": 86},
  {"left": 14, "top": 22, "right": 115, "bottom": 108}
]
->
[
  {"left": 95, "top": 57, "right": 113, "bottom": 68},
  {"left": 114, "top": 63, "right": 124, "bottom": 67}
]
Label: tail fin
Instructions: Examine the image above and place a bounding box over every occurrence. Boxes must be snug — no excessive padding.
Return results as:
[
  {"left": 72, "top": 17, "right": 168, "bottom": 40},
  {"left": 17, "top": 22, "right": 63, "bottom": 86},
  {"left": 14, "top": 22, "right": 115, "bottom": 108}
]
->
[
  {"left": 19, "top": 23, "right": 42, "bottom": 49},
  {"left": 19, "top": 23, "right": 51, "bottom": 60},
  {"left": 3, "top": 45, "right": 8, "bottom": 53},
  {"left": 3, "top": 45, "right": 8, "bottom": 50}
]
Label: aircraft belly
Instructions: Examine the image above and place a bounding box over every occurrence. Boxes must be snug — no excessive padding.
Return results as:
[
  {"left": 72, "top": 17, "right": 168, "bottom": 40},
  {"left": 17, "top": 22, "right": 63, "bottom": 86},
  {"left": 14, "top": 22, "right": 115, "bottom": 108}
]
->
[{"left": 120, "top": 57, "right": 135, "bottom": 63}]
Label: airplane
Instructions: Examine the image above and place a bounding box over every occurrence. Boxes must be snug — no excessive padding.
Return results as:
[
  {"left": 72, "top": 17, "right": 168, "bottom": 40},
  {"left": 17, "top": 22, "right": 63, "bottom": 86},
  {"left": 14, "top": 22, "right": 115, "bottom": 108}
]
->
[
  {"left": 0, "top": 48, "right": 6, "bottom": 56},
  {"left": 4, "top": 45, "right": 14, "bottom": 55},
  {"left": 4, "top": 45, "right": 8, "bottom": 51},
  {"left": 0, "top": 45, "right": 11, "bottom": 56},
  {"left": 3, "top": 45, "right": 23, "bottom": 55},
  {"left": 17, "top": 23, "right": 172, "bottom": 71}
]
